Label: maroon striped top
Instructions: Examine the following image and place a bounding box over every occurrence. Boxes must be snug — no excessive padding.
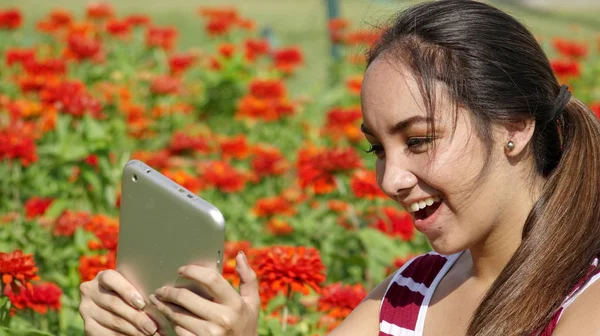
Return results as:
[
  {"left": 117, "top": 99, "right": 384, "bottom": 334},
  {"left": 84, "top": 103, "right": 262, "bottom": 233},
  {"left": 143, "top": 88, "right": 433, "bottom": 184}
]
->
[{"left": 379, "top": 251, "right": 600, "bottom": 335}]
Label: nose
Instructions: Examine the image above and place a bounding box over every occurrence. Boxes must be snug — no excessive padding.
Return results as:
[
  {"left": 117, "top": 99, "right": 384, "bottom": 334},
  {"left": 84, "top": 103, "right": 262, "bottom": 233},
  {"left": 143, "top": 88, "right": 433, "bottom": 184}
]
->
[{"left": 377, "top": 159, "right": 418, "bottom": 199}]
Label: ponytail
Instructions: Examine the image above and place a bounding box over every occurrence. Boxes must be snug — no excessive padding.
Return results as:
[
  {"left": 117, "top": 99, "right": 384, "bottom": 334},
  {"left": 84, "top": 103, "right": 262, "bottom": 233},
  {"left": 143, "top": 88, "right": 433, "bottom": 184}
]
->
[{"left": 467, "top": 98, "right": 600, "bottom": 335}]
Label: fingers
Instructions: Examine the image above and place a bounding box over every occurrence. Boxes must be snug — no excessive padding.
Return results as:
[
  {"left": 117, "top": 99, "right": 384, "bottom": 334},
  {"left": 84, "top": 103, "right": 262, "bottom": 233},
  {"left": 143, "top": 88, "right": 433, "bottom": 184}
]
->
[
  {"left": 97, "top": 270, "right": 146, "bottom": 310},
  {"left": 176, "top": 265, "right": 239, "bottom": 306},
  {"left": 81, "top": 302, "right": 150, "bottom": 336},
  {"left": 235, "top": 251, "right": 260, "bottom": 308},
  {"left": 93, "top": 285, "right": 158, "bottom": 335},
  {"left": 149, "top": 295, "right": 218, "bottom": 335},
  {"left": 153, "top": 286, "right": 238, "bottom": 328}
]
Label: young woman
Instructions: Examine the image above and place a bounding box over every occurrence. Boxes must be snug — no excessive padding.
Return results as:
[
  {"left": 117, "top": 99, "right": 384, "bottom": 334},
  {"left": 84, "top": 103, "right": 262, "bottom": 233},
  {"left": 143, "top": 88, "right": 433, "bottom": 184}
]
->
[{"left": 78, "top": 1, "right": 600, "bottom": 335}]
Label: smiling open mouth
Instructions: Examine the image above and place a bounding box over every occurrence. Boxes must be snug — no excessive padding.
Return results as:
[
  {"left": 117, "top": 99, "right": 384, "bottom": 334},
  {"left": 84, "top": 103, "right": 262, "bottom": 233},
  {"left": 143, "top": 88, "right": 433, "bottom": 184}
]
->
[{"left": 413, "top": 200, "right": 442, "bottom": 221}]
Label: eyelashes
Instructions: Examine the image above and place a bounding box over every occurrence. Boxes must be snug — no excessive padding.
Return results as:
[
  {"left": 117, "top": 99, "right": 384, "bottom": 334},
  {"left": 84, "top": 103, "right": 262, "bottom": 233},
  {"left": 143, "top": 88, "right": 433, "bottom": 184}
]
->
[{"left": 364, "top": 136, "right": 436, "bottom": 158}]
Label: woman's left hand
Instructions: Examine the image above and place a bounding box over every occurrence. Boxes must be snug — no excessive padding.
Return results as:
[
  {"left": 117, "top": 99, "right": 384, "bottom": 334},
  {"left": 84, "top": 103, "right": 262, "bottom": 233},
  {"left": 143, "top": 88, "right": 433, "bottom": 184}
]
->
[{"left": 149, "top": 251, "right": 260, "bottom": 336}]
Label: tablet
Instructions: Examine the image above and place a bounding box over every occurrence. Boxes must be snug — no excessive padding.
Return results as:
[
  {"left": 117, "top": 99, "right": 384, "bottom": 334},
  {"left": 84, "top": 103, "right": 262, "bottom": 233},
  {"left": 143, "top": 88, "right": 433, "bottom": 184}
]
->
[{"left": 116, "top": 159, "right": 225, "bottom": 336}]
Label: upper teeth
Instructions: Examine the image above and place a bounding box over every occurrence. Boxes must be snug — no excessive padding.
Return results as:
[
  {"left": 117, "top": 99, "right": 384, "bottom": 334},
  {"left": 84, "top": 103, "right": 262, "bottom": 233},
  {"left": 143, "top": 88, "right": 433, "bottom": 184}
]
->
[{"left": 407, "top": 196, "right": 441, "bottom": 213}]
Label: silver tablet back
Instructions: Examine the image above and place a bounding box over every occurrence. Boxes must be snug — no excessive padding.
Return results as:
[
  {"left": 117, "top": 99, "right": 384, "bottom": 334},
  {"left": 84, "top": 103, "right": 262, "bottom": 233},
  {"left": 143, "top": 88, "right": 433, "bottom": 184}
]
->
[{"left": 116, "top": 160, "right": 225, "bottom": 335}]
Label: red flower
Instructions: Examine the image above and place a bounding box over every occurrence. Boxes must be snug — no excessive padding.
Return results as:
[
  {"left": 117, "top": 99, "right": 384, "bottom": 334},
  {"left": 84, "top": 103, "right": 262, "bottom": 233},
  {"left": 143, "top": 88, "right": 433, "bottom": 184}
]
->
[
  {"left": 386, "top": 254, "right": 418, "bottom": 274},
  {"left": 5, "top": 48, "right": 35, "bottom": 67},
  {"left": 550, "top": 59, "right": 581, "bottom": 79},
  {"left": 346, "top": 75, "right": 362, "bottom": 95},
  {"left": 23, "top": 58, "right": 66, "bottom": 77},
  {"left": 350, "top": 169, "right": 385, "bottom": 199},
  {"left": 318, "top": 282, "right": 367, "bottom": 319},
  {"left": 0, "top": 250, "right": 39, "bottom": 289},
  {"left": 49, "top": 9, "right": 73, "bottom": 27},
  {"left": 86, "top": 2, "right": 114, "bottom": 20},
  {"left": 105, "top": 19, "right": 131, "bottom": 37},
  {"left": 41, "top": 80, "right": 103, "bottom": 118},
  {"left": 197, "top": 161, "right": 248, "bottom": 193},
  {"left": 125, "top": 14, "right": 151, "bottom": 27},
  {"left": 24, "top": 197, "right": 54, "bottom": 219},
  {"left": 0, "top": 126, "right": 38, "bottom": 166},
  {"left": 249, "top": 79, "right": 286, "bottom": 99},
  {"left": 219, "top": 134, "right": 250, "bottom": 160},
  {"left": 0, "top": 9, "right": 23, "bottom": 30},
  {"left": 5, "top": 282, "right": 62, "bottom": 315},
  {"left": 591, "top": 102, "right": 600, "bottom": 119},
  {"left": 251, "top": 145, "right": 288, "bottom": 177},
  {"left": 253, "top": 246, "right": 326, "bottom": 301},
  {"left": 169, "top": 131, "right": 211, "bottom": 155},
  {"left": 66, "top": 34, "right": 103, "bottom": 61},
  {"left": 87, "top": 220, "right": 119, "bottom": 252},
  {"left": 252, "top": 196, "right": 296, "bottom": 217},
  {"left": 371, "top": 207, "right": 415, "bottom": 241},
  {"left": 131, "top": 149, "right": 172, "bottom": 171},
  {"left": 296, "top": 147, "right": 362, "bottom": 194},
  {"left": 322, "top": 106, "right": 362, "bottom": 143},
  {"left": 552, "top": 38, "right": 588, "bottom": 59},
  {"left": 236, "top": 79, "right": 295, "bottom": 122},
  {"left": 245, "top": 39, "right": 269, "bottom": 61},
  {"left": 150, "top": 75, "right": 180, "bottom": 95},
  {"left": 53, "top": 210, "right": 91, "bottom": 237},
  {"left": 206, "top": 18, "right": 233, "bottom": 36},
  {"left": 343, "top": 29, "right": 381, "bottom": 46},
  {"left": 79, "top": 252, "right": 115, "bottom": 282},
  {"left": 146, "top": 26, "right": 177, "bottom": 51},
  {"left": 168, "top": 52, "right": 197, "bottom": 75},
  {"left": 272, "top": 47, "right": 303, "bottom": 74}
]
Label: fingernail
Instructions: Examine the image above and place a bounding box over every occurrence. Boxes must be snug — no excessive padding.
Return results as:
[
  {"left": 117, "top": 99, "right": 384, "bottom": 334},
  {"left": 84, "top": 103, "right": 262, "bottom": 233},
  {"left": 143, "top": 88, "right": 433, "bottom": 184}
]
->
[
  {"left": 177, "top": 266, "right": 185, "bottom": 274},
  {"left": 148, "top": 294, "right": 158, "bottom": 305},
  {"left": 131, "top": 293, "right": 145, "bottom": 310},
  {"left": 239, "top": 251, "right": 247, "bottom": 263},
  {"left": 141, "top": 319, "right": 158, "bottom": 336}
]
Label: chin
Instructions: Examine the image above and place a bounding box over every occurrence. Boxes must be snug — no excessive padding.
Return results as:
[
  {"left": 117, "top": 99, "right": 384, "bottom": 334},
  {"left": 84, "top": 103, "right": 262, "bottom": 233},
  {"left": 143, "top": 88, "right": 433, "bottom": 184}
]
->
[{"left": 427, "top": 236, "right": 468, "bottom": 256}]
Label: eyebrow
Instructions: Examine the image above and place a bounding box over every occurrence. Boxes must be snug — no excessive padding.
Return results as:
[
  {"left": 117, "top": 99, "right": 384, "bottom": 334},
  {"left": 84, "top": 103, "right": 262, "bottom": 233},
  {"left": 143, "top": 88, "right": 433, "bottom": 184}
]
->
[{"left": 361, "top": 116, "right": 431, "bottom": 137}]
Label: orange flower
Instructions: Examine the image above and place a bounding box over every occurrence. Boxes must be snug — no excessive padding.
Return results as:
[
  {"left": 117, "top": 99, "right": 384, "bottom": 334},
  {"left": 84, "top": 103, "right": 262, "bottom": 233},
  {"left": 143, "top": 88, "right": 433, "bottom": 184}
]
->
[
  {"left": 272, "top": 47, "right": 303, "bottom": 74},
  {"left": 198, "top": 161, "right": 248, "bottom": 193},
  {"left": 345, "top": 75, "right": 362, "bottom": 95},
  {"left": 327, "top": 200, "right": 350, "bottom": 213},
  {"left": 236, "top": 79, "right": 295, "bottom": 122},
  {"left": 162, "top": 169, "right": 204, "bottom": 193},
  {"left": 590, "top": 102, "right": 600, "bottom": 119},
  {"left": 266, "top": 218, "right": 294, "bottom": 236},
  {"left": 205, "top": 17, "right": 234, "bottom": 36},
  {"left": 87, "top": 220, "right": 119, "bottom": 252},
  {"left": 328, "top": 18, "right": 350, "bottom": 43},
  {"left": 318, "top": 282, "right": 367, "bottom": 319},
  {"left": 79, "top": 252, "right": 116, "bottom": 282},
  {"left": 131, "top": 149, "right": 172, "bottom": 170},
  {"left": 0, "top": 250, "right": 39, "bottom": 289},
  {"left": 552, "top": 38, "right": 588, "bottom": 59},
  {"left": 343, "top": 29, "right": 381, "bottom": 46},
  {"left": 5, "top": 282, "right": 62, "bottom": 315},
  {"left": 350, "top": 169, "right": 385, "bottom": 199},
  {"left": 150, "top": 75, "right": 181, "bottom": 95},
  {"left": 296, "top": 147, "right": 362, "bottom": 194},
  {"left": 370, "top": 207, "right": 414, "bottom": 241},
  {"left": 253, "top": 245, "right": 326, "bottom": 300},
  {"left": 218, "top": 43, "right": 236, "bottom": 58},
  {"left": 125, "top": 14, "right": 151, "bottom": 27},
  {"left": 49, "top": 9, "right": 73, "bottom": 27},
  {"left": 219, "top": 134, "right": 250, "bottom": 160},
  {"left": 251, "top": 145, "right": 288, "bottom": 177},
  {"left": 24, "top": 197, "right": 54, "bottom": 219},
  {"left": 198, "top": 7, "right": 238, "bottom": 36},
  {"left": 252, "top": 196, "right": 296, "bottom": 217},
  {"left": 222, "top": 241, "right": 252, "bottom": 287}
]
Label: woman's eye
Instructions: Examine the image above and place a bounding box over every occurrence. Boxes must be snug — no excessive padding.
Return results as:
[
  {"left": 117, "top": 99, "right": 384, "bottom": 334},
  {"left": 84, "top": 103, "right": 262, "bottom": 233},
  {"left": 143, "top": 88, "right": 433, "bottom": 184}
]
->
[
  {"left": 406, "top": 136, "right": 435, "bottom": 149},
  {"left": 364, "top": 144, "right": 385, "bottom": 158}
]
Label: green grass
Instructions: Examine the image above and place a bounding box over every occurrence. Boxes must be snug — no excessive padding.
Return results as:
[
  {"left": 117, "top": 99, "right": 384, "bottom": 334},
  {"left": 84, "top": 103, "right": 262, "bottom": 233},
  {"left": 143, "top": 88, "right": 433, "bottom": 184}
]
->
[{"left": 2, "top": 0, "right": 598, "bottom": 95}]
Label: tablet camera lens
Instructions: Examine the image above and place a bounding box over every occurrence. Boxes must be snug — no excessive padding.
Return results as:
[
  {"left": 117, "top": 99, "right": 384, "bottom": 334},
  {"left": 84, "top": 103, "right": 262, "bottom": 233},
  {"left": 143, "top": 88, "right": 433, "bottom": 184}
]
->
[
  {"left": 187, "top": 194, "right": 194, "bottom": 199},
  {"left": 132, "top": 174, "right": 138, "bottom": 182},
  {"left": 146, "top": 169, "right": 151, "bottom": 174}
]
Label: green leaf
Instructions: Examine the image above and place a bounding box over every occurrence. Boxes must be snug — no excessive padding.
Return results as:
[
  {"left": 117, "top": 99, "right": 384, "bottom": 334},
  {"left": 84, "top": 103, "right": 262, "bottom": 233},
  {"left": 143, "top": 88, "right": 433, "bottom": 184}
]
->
[
  {"left": 0, "top": 327, "right": 55, "bottom": 336},
  {"left": 44, "top": 199, "right": 69, "bottom": 220}
]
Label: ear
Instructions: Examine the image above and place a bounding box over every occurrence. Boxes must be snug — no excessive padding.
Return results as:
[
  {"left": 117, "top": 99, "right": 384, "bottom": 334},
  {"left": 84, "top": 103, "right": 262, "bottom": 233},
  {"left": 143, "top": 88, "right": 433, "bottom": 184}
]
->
[{"left": 503, "top": 119, "right": 536, "bottom": 157}]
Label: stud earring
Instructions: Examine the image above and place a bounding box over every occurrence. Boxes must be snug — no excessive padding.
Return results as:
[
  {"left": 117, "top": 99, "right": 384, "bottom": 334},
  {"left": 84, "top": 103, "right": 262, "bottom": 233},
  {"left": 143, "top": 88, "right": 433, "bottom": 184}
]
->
[{"left": 506, "top": 140, "right": 515, "bottom": 151}]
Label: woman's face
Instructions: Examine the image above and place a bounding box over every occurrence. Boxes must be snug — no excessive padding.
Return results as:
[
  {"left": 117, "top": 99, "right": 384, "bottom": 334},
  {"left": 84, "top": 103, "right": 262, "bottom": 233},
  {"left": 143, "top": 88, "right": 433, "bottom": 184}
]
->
[{"left": 361, "top": 57, "right": 514, "bottom": 255}]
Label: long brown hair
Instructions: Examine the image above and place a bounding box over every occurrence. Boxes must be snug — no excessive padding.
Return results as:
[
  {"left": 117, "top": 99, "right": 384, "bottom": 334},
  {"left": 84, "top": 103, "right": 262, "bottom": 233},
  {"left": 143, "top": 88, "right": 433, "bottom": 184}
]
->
[{"left": 366, "top": 1, "right": 600, "bottom": 334}]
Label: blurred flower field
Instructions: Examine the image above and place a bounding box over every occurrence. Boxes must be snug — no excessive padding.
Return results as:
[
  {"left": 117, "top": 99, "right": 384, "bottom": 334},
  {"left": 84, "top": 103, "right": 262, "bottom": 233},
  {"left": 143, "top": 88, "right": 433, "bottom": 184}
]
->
[{"left": 0, "top": 3, "right": 599, "bottom": 336}]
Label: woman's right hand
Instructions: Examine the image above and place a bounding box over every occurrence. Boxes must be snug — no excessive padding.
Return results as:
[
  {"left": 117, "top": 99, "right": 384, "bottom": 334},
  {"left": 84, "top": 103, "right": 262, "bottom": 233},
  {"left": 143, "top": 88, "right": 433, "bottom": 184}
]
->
[{"left": 79, "top": 270, "right": 159, "bottom": 336}]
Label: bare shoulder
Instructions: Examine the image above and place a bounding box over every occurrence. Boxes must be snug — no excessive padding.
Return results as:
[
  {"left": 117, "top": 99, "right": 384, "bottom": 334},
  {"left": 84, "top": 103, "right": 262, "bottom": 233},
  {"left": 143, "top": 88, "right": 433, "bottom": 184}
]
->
[
  {"left": 326, "top": 272, "right": 395, "bottom": 336},
  {"left": 552, "top": 275, "right": 600, "bottom": 335}
]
